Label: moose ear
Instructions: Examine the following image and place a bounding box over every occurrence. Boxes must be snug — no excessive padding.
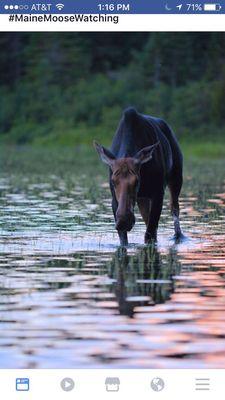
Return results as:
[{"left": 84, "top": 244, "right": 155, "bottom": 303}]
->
[
  {"left": 93, "top": 141, "right": 115, "bottom": 167},
  {"left": 134, "top": 142, "right": 160, "bottom": 165}
]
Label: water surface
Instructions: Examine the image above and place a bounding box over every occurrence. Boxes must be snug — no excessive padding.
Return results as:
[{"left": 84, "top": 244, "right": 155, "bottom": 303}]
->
[{"left": 0, "top": 158, "right": 224, "bottom": 368}]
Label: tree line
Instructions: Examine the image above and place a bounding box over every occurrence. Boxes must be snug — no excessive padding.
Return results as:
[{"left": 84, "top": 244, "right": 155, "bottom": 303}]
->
[{"left": 0, "top": 32, "right": 224, "bottom": 145}]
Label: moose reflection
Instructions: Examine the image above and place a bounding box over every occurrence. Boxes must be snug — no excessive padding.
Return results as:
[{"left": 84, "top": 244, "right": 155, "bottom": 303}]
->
[
  {"left": 43, "top": 245, "right": 182, "bottom": 319},
  {"left": 108, "top": 245, "right": 182, "bottom": 317}
]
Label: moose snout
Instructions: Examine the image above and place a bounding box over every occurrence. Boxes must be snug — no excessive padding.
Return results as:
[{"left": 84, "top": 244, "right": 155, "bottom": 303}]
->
[{"left": 115, "top": 211, "right": 135, "bottom": 232}]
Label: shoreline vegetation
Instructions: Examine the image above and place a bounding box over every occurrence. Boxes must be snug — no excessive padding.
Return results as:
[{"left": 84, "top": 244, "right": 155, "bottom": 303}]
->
[
  {"left": 0, "top": 141, "right": 224, "bottom": 177},
  {"left": 0, "top": 32, "right": 225, "bottom": 154}
]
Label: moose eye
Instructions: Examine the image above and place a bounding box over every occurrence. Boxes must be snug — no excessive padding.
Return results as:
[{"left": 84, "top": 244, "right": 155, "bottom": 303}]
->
[
  {"left": 111, "top": 176, "right": 119, "bottom": 187},
  {"left": 111, "top": 179, "right": 117, "bottom": 187}
]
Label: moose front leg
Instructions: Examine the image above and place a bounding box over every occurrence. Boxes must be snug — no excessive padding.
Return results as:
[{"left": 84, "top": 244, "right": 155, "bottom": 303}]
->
[
  {"left": 145, "top": 192, "right": 164, "bottom": 243},
  {"left": 118, "top": 231, "right": 128, "bottom": 246},
  {"left": 137, "top": 197, "right": 150, "bottom": 226},
  {"left": 112, "top": 196, "right": 128, "bottom": 246}
]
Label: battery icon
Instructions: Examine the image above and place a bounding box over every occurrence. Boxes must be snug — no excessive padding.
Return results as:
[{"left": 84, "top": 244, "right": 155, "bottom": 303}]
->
[{"left": 204, "top": 3, "right": 222, "bottom": 11}]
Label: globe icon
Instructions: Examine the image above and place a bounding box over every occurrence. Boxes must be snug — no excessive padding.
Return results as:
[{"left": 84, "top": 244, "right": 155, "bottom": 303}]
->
[{"left": 151, "top": 377, "right": 165, "bottom": 392}]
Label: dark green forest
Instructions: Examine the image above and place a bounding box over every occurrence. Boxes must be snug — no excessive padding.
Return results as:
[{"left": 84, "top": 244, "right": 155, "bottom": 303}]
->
[{"left": 0, "top": 32, "right": 225, "bottom": 156}]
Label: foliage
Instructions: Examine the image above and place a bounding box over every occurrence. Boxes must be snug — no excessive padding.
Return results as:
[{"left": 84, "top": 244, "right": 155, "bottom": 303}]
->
[{"left": 0, "top": 32, "right": 225, "bottom": 147}]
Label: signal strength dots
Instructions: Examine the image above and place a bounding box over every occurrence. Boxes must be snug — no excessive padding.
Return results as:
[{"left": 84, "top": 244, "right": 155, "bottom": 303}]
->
[
  {"left": 56, "top": 3, "right": 64, "bottom": 10},
  {"left": 4, "top": 5, "right": 19, "bottom": 10}
]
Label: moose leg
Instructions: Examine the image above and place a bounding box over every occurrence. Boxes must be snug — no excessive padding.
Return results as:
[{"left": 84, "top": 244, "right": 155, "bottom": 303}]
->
[
  {"left": 168, "top": 179, "right": 183, "bottom": 240},
  {"left": 118, "top": 231, "right": 128, "bottom": 247},
  {"left": 137, "top": 197, "right": 150, "bottom": 226},
  {"left": 145, "top": 192, "right": 164, "bottom": 243},
  {"left": 112, "top": 197, "right": 128, "bottom": 246}
]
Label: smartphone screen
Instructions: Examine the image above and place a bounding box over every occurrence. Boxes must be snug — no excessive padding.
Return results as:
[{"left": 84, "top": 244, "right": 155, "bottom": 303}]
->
[{"left": 0, "top": 1, "right": 225, "bottom": 398}]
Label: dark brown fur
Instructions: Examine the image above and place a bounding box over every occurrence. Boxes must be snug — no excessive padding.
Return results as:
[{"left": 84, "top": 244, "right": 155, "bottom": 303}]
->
[{"left": 94, "top": 107, "right": 183, "bottom": 246}]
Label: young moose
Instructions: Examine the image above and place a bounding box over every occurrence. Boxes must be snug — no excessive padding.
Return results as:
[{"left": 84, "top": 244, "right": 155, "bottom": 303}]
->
[{"left": 94, "top": 107, "right": 183, "bottom": 246}]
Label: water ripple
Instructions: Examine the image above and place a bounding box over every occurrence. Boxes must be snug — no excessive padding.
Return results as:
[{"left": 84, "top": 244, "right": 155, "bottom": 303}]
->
[{"left": 0, "top": 164, "right": 225, "bottom": 368}]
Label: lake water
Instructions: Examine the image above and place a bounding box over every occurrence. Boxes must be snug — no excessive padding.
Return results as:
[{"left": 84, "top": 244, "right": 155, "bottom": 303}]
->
[{"left": 0, "top": 158, "right": 224, "bottom": 368}]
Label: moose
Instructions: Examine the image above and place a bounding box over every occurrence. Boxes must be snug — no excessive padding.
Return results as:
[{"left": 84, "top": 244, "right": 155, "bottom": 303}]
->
[{"left": 94, "top": 107, "right": 183, "bottom": 246}]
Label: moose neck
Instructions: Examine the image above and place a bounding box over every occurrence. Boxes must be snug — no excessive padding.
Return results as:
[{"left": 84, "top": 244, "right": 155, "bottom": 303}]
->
[
  {"left": 111, "top": 109, "right": 156, "bottom": 159},
  {"left": 118, "top": 132, "right": 137, "bottom": 158},
  {"left": 111, "top": 123, "right": 140, "bottom": 158}
]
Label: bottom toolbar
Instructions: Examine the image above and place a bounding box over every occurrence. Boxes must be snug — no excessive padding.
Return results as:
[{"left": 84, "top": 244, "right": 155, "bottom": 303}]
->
[{"left": 0, "top": 369, "right": 224, "bottom": 399}]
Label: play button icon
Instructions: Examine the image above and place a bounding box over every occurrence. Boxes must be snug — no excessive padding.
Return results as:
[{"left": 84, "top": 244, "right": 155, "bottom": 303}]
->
[{"left": 60, "top": 377, "right": 75, "bottom": 392}]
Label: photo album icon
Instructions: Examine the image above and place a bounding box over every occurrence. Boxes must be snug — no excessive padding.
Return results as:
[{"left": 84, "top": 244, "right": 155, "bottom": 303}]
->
[{"left": 16, "top": 378, "right": 30, "bottom": 391}]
